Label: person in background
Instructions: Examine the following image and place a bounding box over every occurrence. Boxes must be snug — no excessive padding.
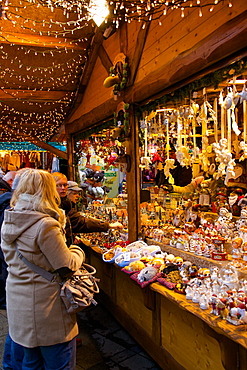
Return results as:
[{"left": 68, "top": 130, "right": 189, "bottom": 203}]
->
[
  {"left": 67, "top": 181, "right": 83, "bottom": 210},
  {"left": 170, "top": 160, "right": 193, "bottom": 187},
  {"left": 1, "top": 169, "right": 85, "bottom": 370},
  {"left": 0, "top": 171, "right": 18, "bottom": 310},
  {"left": 161, "top": 176, "right": 205, "bottom": 194},
  {"left": 51, "top": 172, "right": 123, "bottom": 246},
  {"left": 0, "top": 171, "right": 16, "bottom": 195},
  {"left": 0, "top": 191, "right": 12, "bottom": 310}
]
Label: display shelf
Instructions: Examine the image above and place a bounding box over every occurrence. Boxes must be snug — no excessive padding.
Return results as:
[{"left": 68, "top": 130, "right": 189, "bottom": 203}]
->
[
  {"left": 146, "top": 238, "right": 228, "bottom": 269},
  {"left": 146, "top": 238, "right": 247, "bottom": 279},
  {"left": 150, "top": 282, "right": 247, "bottom": 349},
  {"left": 91, "top": 242, "right": 247, "bottom": 349},
  {"left": 84, "top": 243, "right": 247, "bottom": 370}
]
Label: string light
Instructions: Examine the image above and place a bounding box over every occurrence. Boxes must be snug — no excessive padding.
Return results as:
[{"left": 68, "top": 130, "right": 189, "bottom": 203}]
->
[{"left": 0, "top": 0, "right": 229, "bottom": 143}]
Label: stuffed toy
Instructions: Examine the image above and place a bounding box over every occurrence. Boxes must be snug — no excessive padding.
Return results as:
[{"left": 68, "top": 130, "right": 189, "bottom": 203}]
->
[
  {"left": 80, "top": 168, "right": 95, "bottom": 182},
  {"left": 137, "top": 266, "right": 158, "bottom": 283},
  {"left": 125, "top": 261, "right": 145, "bottom": 272},
  {"left": 93, "top": 171, "right": 105, "bottom": 183}
]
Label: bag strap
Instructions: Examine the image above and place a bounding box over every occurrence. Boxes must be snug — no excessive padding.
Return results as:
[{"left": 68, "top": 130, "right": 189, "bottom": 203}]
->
[
  {"left": 15, "top": 243, "right": 58, "bottom": 283},
  {"left": 76, "top": 263, "right": 96, "bottom": 276}
]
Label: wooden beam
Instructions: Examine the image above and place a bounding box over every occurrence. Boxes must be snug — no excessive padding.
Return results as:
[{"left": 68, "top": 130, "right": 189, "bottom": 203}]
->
[
  {"left": 119, "top": 21, "right": 128, "bottom": 56},
  {"left": 0, "top": 128, "right": 67, "bottom": 158},
  {"left": 0, "top": 89, "right": 70, "bottom": 101},
  {"left": 66, "top": 135, "right": 75, "bottom": 180},
  {"left": 30, "top": 138, "right": 68, "bottom": 160},
  {"left": 128, "top": 21, "right": 150, "bottom": 86},
  {"left": 66, "top": 98, "right": 116, "bottom": 135},
  {"left": 98, "top": 44, "right": 113, "bottom": 73},
  {"left": 0, "top": 31, "right": 87, "bottom": 50},
  {"left": 126, "top": 106, "right": 140, "bottom": 242}
]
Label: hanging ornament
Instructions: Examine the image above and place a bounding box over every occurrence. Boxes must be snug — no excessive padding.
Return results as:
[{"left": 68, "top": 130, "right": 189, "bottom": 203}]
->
[
  {"left": 163, "top": 158, "right": 176, "bottom": 179},
  {"left": 238, "top": 84, "right": 247, "bottom": 103},
  {"left": 212, "top": 138, "right": 236, "bottom": 184},
  {"left": 103, "top": 53, "right": 129, "bottom": 100}
]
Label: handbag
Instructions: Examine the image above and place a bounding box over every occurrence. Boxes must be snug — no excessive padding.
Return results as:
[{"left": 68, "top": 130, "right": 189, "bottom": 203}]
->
[
  {"left": 15, "top": 244, "right": 100, "bottom": 314},
  {"left": 60, "top": 263, "right": 100, "bottom": 314}
]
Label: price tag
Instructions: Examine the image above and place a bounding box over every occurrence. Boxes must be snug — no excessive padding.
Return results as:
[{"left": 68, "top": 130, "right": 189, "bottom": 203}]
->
[
  {"left": 124, "top": 252, "right": 131, "bottom": 261},
  {"left": 115, "top": 247, "right": 122, "bottom": 255}
]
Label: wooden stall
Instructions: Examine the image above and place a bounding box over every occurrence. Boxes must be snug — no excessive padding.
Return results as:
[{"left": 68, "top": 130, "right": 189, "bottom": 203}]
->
[{"left": 66, "top": 1, "right": 247, "bottom": 368}]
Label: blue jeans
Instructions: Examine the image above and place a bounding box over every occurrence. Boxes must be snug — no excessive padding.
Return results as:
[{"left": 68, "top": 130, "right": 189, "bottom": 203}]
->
[
  {"left": 3, "top": 334, "right": 76, "bottom": 370},
  {"left": 22, "top": 338, "right": 76, "bottom": 370},
  {"left": 2, "top": 333, "right": 24, "bottom": 370}
]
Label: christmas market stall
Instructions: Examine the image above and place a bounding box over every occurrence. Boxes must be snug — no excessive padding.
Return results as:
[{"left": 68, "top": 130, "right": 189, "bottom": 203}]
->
[{"left": 64, "top": 1, "right": 247, "bottom": 369}]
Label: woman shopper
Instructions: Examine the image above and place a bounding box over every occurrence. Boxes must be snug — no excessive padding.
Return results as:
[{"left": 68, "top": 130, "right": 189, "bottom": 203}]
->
[{"left": 1, "top": 169, "right": 85, "bottom": 370}]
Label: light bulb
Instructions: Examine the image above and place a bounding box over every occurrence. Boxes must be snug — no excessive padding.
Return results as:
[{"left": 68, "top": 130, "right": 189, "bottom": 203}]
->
[{"left": 88, "top": 0, "right": 109, "bottom": 27}]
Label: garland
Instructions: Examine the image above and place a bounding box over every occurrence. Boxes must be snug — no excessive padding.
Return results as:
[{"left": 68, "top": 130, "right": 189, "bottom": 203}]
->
[
  {"left": 111, "top": 62, "right": 129, "bottom": 97},
  {"left": 136, "top": 57, "right": 247, "bottom": 118}
]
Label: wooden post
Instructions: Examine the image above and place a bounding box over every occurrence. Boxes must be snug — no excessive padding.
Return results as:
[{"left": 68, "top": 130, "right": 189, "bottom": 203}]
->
[
  {"left": 66, "top": 134, "right": 75, "bottom": 180},
  {"left": 243, "top": 100, "right": 247, "bottom": 142},
  {"left": 126, "top": 105, "right": 140, "bottom": 242}
]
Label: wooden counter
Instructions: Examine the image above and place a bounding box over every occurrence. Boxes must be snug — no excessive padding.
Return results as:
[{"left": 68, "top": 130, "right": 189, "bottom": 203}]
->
[{"left": 85, "top": 245, "right": 247, "bottom": 370}]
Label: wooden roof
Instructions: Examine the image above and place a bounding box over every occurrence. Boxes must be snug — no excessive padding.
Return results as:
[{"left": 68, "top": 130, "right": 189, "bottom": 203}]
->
[
  {"left": 0, "top": 0, "right": 96, "bottom": 148},
  {"left": 1, "top": 0, "right": 245, "bottom": 156}
]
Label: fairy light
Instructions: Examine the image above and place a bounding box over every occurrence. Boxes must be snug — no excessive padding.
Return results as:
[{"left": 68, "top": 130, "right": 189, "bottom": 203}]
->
[
  {"left": 0, "top": 0, "right": 229, "bottom": 143},
  {"left": 15, "top": 0, "right": 226, "bottom": 26}
]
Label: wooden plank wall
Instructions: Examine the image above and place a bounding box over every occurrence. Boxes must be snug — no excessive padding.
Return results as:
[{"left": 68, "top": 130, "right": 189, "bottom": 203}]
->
[{"left": 137, "top": 1, "right": 247, "bottom": 81}]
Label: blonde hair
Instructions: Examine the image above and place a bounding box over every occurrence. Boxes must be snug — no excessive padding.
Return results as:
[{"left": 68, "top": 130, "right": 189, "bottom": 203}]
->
[
  {"left": 51, "top": 172, "right": 67, "bottom": 183},
  {"left": 11, "top": 169, "right": 65, "bottom": 225}
]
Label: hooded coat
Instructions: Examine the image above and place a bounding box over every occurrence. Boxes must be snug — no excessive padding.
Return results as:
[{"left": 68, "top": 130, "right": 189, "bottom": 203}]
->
[{"left": 1, "top": 196, "right": 85, "bottom": 348}]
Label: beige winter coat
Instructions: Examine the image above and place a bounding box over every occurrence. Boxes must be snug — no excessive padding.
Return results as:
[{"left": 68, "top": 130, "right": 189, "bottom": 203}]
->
[{"left": 1, "top": 198, "right": 85, "bottom": 348}]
